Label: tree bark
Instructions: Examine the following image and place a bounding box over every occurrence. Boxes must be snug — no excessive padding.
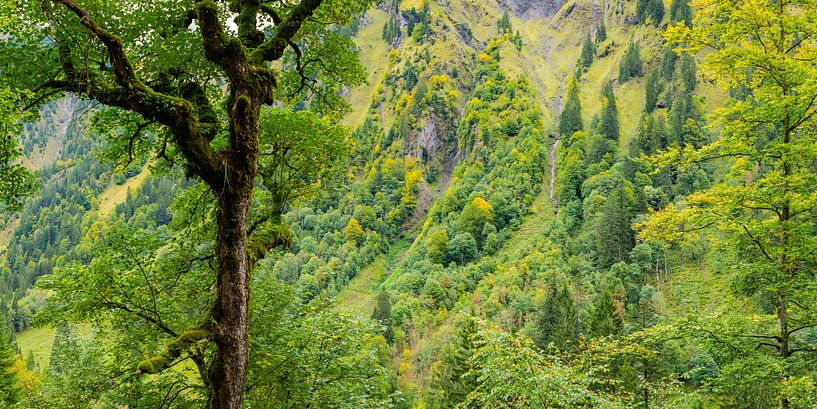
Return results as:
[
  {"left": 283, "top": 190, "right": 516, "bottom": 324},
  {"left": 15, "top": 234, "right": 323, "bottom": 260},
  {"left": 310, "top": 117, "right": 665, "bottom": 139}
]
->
[{"left": 209, "top": 187, "right": 252, "bottom": 409}]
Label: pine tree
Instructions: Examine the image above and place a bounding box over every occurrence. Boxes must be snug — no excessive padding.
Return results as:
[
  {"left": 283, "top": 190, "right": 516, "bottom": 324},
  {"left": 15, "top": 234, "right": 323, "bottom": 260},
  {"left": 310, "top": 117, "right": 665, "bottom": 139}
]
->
[
  {"left": 596, "top": 20, "right": 607, "bottom": 43},
  {"left": 534, "top": 284, "right": 579, "bottom": 351},
  {"left": 680, "top": 53, "right": 697, "bottom": 92},
  {"left": 670, "top": 0, "right": 693, "bottom": 26},
  {"left": 580, "top": 33, "right": 595, "bottom": 68},
  {"left": 598, "top": 82, "right": 620, "bottom": 141},
  {"left": 648, "top": 0, "right": 664, "bottom": 27},
  {"left": 498, "top": 10, "right": 512, "bottom": 34},
  {"left": 427, "top": 317, "right": 477, "bottom": 408},
  {"left": 558, "top": 79, "right": 584, "bottom": 137},
  {"left": 0, "top": 320, "right": 20, "bottom": 405},
  {"left": 645, "top": 69, "right": 661, "bottom": 113},
  {"left": 596, "top": 181, "right": 636, "bottom": 267},
  {"left": 371, "top": 290, "right": 394, "bottom": 343},
  {"left": 589, "top": 288, "right": 623, "bottom": 338},
  {"left": 619, "top": 40, "right": 644, "bottom": 83}
]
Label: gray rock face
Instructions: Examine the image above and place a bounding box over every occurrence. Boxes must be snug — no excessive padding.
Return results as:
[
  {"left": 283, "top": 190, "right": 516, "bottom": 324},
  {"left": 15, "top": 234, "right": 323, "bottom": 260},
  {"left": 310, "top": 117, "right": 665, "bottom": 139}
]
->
[{"left": 497, "top": 0, "right": 565, "bottom": 20}]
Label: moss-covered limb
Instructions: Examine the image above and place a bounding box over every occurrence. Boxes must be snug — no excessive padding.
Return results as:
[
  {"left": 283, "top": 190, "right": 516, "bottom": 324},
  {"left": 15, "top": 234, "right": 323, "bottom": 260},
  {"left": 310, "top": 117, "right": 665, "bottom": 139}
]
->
[
  {"left": 246, "top": 220, "right": 293, "bottom": 270},
  {"left": 249, "top": 0, "right": 323, "bottom": 63},
  {"left": 195, "top": 0, "right": 247, "bottom": 82},
  {"left": 236, "top": 0, "right": 265, "bottom": 48},
  {"left": 49, "top": 1, "right": 225, "bottom": 191},
  {"left": 136, "top": 328, "right": 211, "bottom": 375}
]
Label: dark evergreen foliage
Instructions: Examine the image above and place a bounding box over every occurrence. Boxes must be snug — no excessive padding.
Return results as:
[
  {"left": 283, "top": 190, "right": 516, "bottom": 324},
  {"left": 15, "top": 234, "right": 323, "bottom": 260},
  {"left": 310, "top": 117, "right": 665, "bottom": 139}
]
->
[{"left": 619, "top": 40, "right": 644, "bottom": 83}]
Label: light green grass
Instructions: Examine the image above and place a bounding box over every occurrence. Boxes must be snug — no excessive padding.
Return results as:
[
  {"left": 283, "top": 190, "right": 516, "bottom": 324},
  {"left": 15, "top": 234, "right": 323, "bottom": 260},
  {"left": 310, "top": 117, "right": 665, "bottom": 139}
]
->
[
  {"left": 335, "top": 238, "right": 411, "bottom": 316},
  {"left": 16, "top": 324, "right": 92, "bottom": 369},
  {"left": 98, "top": 167, "right": 150, "bottom": 217},
  {"left": 16, "top": 326, "right": 54, "bottom": 369},
  {"left": 334, "top": 257, "right": 388, "bottom": 316},
  {"left": 342, "top": 9, "right": 390, "bottom": 129}
]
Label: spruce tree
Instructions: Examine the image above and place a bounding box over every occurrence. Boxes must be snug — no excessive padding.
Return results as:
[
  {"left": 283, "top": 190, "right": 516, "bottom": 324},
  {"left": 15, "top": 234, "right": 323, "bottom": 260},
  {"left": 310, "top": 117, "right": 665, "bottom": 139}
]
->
[
  {"left": 589, "top": 288, "right": 623, "bottom": 338},
  {"left": 25, "top": 349, "right": 36, "bottom": 371},
  {"left": 680, "top": 54, "right": 697, "bottom": 92},
  {"left": 534, "top": 284, "right": 579, "bottom": 351},
  {"left": 648, "top": 0, "right": 665, "bottom": 27},
  {"left": 427, "top": 317, "right": 477, "bottom": 408},
  {"left": 596, "top": 20, "right": 607, "bottom": 43},
  {"left": 619, "top": 41, "right": 644, "bottom": 83},
  {"left": 498, "top": 11, "right": 512, "bottom": 34},
  {"left": 670, "top": 0, "right": 693, "bottom": 26},
  {"left": 559, "top": 79, "right": 584, "bottom": 137},
  {"left": 645, "top": 69, "right": 661, "bottom": 113},
  {"left": 661, "top": 46, "right": 677, "bottom": 80},
  {"left": 636, "top": 0, "right": 649, "bottom": 23},
  {"left": 0, "top": 321, "right": 20, "bottom": 405},
  {"left": 405, "top": 61, "right": 419, "bottom": 89},
  {"left": 597, "top": 181, "right": 636, "bottom": 267},
  {"left": 580, "top": 33, "right": 595, "bottom": 68},
  {"left": 598, "top": 82, "right": 620, "bottom": 141},
  {"left": 48, "top": 324, "right": 79, "bottom": 377},
  {"left": 371, "top": 290, "right": 394, "bottom": 343}
]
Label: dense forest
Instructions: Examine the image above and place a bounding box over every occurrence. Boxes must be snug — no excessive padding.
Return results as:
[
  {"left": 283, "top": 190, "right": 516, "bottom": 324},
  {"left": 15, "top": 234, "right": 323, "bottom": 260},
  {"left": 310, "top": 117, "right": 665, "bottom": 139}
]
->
[{"left": 0, "top": 0, "right": 816, "bottom": 408}]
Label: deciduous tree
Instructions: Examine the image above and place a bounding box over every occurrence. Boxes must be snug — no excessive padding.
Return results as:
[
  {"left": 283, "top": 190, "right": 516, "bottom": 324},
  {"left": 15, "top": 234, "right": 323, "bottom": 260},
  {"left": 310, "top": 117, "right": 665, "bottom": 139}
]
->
[{"left": 0, "top": 1, "right": 370, "bottom": 407}]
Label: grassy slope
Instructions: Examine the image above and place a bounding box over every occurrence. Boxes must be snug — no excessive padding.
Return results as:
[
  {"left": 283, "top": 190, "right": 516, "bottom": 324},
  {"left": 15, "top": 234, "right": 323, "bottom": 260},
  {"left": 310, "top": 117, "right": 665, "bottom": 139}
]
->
[
  {"left": 15, "top": 326, "right": 54, "bottom": 369},
  {"left": 16, "top": 324, "right": 92, "bottom": 369},
  {"left": 335, "top": 238, "right": 410, "bottom": 316},
  {"left": 97, "top": 168, "right": 151, "bottom": 217},
  {"left": 343, "top": 8, "right": 391, "bottom": 128}
]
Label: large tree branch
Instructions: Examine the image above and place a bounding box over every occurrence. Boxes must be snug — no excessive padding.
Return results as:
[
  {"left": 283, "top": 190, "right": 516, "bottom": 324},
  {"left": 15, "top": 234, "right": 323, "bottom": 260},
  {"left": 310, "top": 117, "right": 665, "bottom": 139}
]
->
[
  {"left": 47, "top": 1, "right": 226, "bottom": 190},
  {"left": 250, "top": 0, "right": 323, "bottom": 63},
  {"left": 195, "top": 0, "right": 247, "bottom": 82},
  {"left": 53, "top": 0, "right": 137, "bottom": 86}
]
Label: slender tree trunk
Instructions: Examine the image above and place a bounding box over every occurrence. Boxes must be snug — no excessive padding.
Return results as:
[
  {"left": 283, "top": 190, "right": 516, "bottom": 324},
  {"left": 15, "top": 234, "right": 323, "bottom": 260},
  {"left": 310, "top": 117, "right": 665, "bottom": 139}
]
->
[
  {"left": 208, "top": 91, "right": 262, "bottom": 409},
  {"left": 210, "top": 187, "right": 252, "bottom": 409}
]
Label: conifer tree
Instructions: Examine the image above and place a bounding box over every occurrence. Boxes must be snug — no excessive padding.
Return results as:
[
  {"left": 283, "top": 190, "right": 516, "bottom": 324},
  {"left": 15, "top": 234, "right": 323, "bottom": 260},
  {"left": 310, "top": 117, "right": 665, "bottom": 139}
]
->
[
  {"left": 534, "top": 283, "right": 579, "bottom": 351},
  {"left": 589, "top": 288, "right": 623, "bottom": 338},
  {"left": 619, "top": 40, "right": 644, "bottom": 82},
  {"left": 559, "top": 79, "right": 584, "bottom": 137},
  {"left": 680, "top": 54, "right": 697, "bottom": 92},
  {"left": 636, "top": 0, "right": 649, "bottom": 23},
  {"left": 645, "top": 69, "right": 662, "bottom": 113},
  {"left": 25, "top": 349, "right": 36, "bottom": 371},
  {"left": 637, "top": 0, "right": 664, "bottom": 26},
  {"left": 661, "top": 46, "right": 677, "bottom": 80},
  {"left": 648, "top": 0, "right": 664, "bottom": 27},
  {"left": 427, "top": 317, "right": 477, "bottom": 408},
  {"left": 498, "top": 11, "right": 512, "bottom": 34},
  {"left": 371, "top": 290, "right": 394, "bottom": 343},
  {"left": 596, "top": 20, "right": 607, "bottom": 43},
  {"left": 670, "top": 0, "right": 693, "bottom": 26},
  {"left": 0, "top": 320, "right": 20, "bottom": 405},
  {"left": 597, "top": 181, "right": 636, "bottom": 267},
  {"left": 598, "top": 82, "right": 620, "bottom": 141},
  {"left": 405, "top": 61, "right": 419, "bottom": 89},
  {"left": 580, "top": 33, "right": 595, "bottom": 68}
]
